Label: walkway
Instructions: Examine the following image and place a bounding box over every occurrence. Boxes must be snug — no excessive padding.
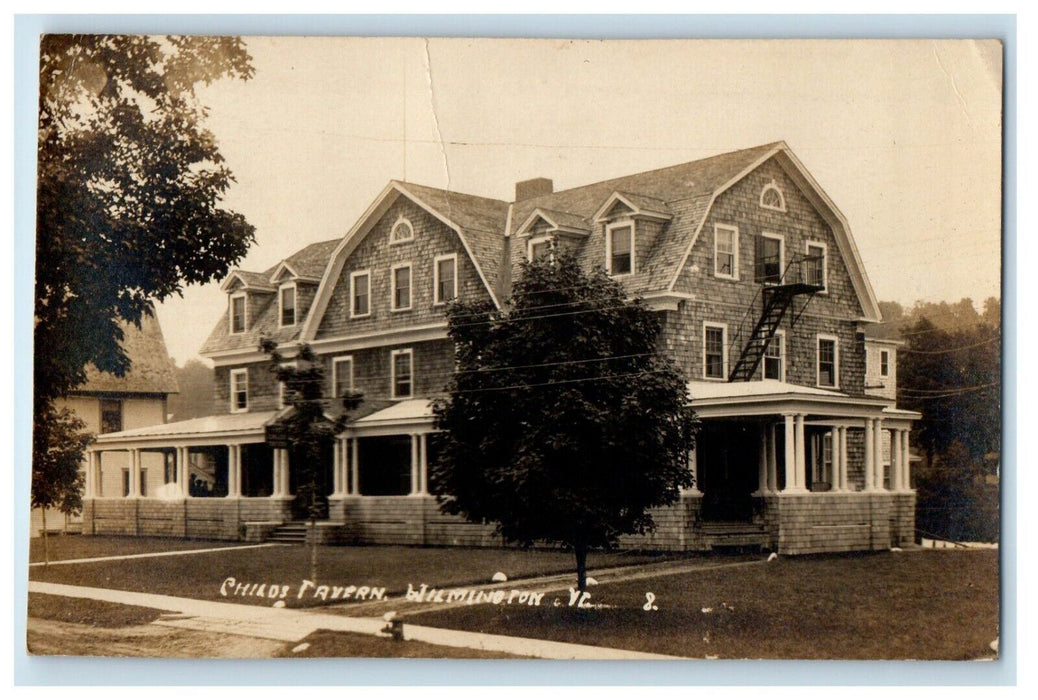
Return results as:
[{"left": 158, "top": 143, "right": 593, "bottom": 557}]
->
[{"left": 28, "top": 580, "right": 683, "bottom": 660}]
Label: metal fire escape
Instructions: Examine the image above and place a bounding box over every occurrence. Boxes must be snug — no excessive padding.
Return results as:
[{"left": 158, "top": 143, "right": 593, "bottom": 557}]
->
[{"left": 727, "top": 251, "right": 825, "bottom": 382}]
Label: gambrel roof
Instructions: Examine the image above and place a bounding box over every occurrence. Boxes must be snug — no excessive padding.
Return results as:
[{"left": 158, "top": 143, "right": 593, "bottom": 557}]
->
[{"left": 202, "top": 141, "right": 883, "bottom": 359}]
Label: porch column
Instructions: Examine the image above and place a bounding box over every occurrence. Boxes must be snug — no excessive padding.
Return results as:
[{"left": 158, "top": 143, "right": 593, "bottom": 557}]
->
[
  {"left": 794, "top": 414, "right": 807, "bottom": 491},
  {"left": 419, "top": 433, "right": 429, "bottom": 495},
  {"left": 754, "top": 426, "right": 768, "bottom": 495},
  {"left": 767, "top": 424, "right": 778, "bottom": 492},
  {"left": 830, "top": 428, "right": 842, "bottom": 492},
  {"left": 332, "top": 439, "right": 342, "bottom": 496},
  {"left": 177, "top": 447, "right": 189, "bottom": 498},
  {"left": 410, "top": 434, "right": 420, "bottom": 495},
  {"left": 783, "top": 414, "right": 796, "bottom": 492},
  {"left": 863, "top": 419, "right": 875, "bottom": 491},
  {"left": 350, "top": 438, "right": 360, "bottom": 495},
  {"left": 839, "top": 426, "right": 849, "bottom": 491},
  {"left": 874, "top": 419, "right": 886, "bottom": 490},
  {"left": 683, "top": 448, "right": 702, "bottom": 495},
  {"left": 84, "top": 451, "right": 96, "bottom": 498},
  {"left": 281, "top": 449, "right": 291, "bottom": 496},
  {"left": 271, "top": 448, "right": 286, "bottom": 497},
  {"left": 131, "top": 449, "right": 142, "bottom": 497},
  {"left": 890, "top": 429, "right": 902, "bottom": 491},
  {"left": 901, "top": 429, "right": 912, "bottom": 491},
  {"left": 228, "top": 445, "right": 241, "bottom": 497}
]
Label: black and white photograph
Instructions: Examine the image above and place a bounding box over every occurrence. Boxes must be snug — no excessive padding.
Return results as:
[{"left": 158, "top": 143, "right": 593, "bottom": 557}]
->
[{"left": 26, "top": 34, "right": 1003, "bottom": 663}]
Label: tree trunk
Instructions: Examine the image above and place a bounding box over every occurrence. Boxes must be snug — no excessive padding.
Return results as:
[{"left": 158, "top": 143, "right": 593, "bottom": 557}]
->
[
  {"left": 41, "top": 508, "right": 49, "bottom": 566},
  {"left": 574, "top": 541, "right": 588, "bottom": 593}
]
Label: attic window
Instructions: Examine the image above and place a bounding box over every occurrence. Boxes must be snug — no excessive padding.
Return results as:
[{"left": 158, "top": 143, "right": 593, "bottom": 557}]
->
[
  {"left": 390, "top": 217, "right": 414, "bottom": 244},
  {"left": 760, "top": 181, "right": 786, "bottom": 212},
  {"left": 230, "top": 293, "right": 247, "bottom": 334},
  {"left": 279, "top": 283, "right": 297, "bottom": 327},
  {"left": 607, "top": 222, "right": 634, "bottom": 276}
]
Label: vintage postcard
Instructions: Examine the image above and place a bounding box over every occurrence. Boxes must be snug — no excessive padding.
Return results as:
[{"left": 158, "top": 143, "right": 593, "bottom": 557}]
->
[{"left": 28, "top": 36, "right": 1002, "bottom": 662}]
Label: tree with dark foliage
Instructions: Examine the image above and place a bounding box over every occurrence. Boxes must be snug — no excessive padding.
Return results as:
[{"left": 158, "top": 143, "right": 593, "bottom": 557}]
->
[
  {"left": 431, "top": 253, "right": 698, "bottom": 591},
  {"left": 32, "top": 404, "right": 91, "bottom": 564},
  {"left": 34, "top": 35, "right": 255, "bottom": 532}
]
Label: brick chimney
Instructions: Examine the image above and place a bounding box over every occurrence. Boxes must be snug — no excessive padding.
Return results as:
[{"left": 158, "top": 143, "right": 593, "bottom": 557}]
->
[{"left": 515, "top": 177, "right": 553, "bottom": 201}]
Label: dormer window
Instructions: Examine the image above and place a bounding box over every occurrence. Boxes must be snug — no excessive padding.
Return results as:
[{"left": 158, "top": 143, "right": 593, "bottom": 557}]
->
[
  {"left": 230, "top": 293, "right": 247, "bottom": 334},
  {"left": 279, "top": 283, "right": 297, "bottom": 327},
  {"left": 760, "top": 181, "right": 786, "bottom": 212},
  {"left": 390, "top": 217, "right": 414, "bottom": 244},
  {"left": 606, "top": 222, "right": 634, "bottom": 276},
  {"left": 528, "top": 236, "right": 552, "bottom": 263}
]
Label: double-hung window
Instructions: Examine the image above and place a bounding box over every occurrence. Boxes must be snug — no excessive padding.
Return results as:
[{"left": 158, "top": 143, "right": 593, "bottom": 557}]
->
[
  {"left": 230, "top": 369, "right": 249, "bottom": 413},
  {"left": 880, "top": 350, "right": 890, "bottom": 377},
  {"left": 350, "top": 270, "right": 371, "bottom": 318},
  {"left": 805, "top": 241, "right": 827, "bottom": 291},
  {"left": 714, "top": 224, "right": 738, "bottom": 279},
  {"left": 332, "top": 356, "right": 354, "bottom": 398},
  {"left": 434, "top": 254, "right": 458, "bottom": 304},
  {"left": 391, "top": 349, "right": 413, "bottom": 399},
  {"left": 757, "top": 233, "right": 784, "bottom": 284},
  {"left": 607, "top": 223, "right": 634, "bottom": 275},
  {"left": 703, "top": 323, "right": 727, "bottom": 380},
  {"left": 230, "top": 293, "right": 247, "bottom": 334},
  {"left": 100, "top": 398, "right": 123, "bottom": 434},
  {"left": 528, "top": 236, "right": 552, "bottom": 263},
  {"left": 279, "top": 284, "right": 297, "bottom": 327},
  {"left": 817, "top": 335, "right": 839, "bottom": 388},
  {"left": 391, "top": 264, "right": 412, "bottom": 311},
  {"left": 763, "top": 331, "right": 785, "bottom": 381}
]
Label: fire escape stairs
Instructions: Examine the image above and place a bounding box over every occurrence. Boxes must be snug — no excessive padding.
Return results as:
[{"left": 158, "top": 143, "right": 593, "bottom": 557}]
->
[{"left": 728, "top": 254, "right": 824, "bottom": 383}]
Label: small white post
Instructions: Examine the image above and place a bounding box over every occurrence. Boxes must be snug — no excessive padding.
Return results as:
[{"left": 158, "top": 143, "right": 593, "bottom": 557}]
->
[
  {"left": 864, "top": 419, "right": 875, "bottom": 491},
  {"left": 783, "top": 414, "right": 796, "bottom": 492},
  {"left": 351, "top": 438, "right": 360, "bottom": 495},
  {"left": 794, "top": 414, "right": 806, "bottom": 492},
  {"left": 874, "top": 420, "right": 886, "bottom": 491}
]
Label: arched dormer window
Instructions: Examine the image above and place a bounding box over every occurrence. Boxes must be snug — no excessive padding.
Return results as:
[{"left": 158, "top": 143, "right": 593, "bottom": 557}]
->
[
  {"left": 759, "top": 180, "right": 786, "bottom": 212},
  {"left": 390, "top": 216, "right": 415, "bottom": 244}
]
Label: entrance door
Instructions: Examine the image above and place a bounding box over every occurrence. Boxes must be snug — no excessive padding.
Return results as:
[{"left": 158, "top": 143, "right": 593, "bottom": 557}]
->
[
  {"left": 289, "top": 441, "right": 335, "bottom": 520},
  {"left": 698, "top": 423, "right": 759, "bottom": 522}
]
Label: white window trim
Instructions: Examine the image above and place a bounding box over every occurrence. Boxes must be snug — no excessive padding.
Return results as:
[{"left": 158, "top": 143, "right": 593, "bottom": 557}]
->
[
  {"left": 433, "top": 253, "right": 459, "bottom": 306},
  {"left": 762, "top": 329, "right": 785, "bottom": 382},
  {"left": 277, "top": 360, "right": 297, "bottom": 409},
  {"left": 527, "top": 235, "right": 553, "bottom": 262},
  {"left": 761, "top": 231, "right": 785, "bottom": 284},
  {"left": 605, "top": 220, "right": 636, "bottom": 276},
  {"left": 702, "top": 322, "right": 729, "bottom": 381},
  {"left": 880, "top": 349, "right": 890, "bottom": 378},
  {"left": 760, "top": 180, "right": 787, "bottom": 212},
  {"left": 332, "top": 355, "right": 354, "bottom": 397},
  {"left": 229, "top": 368, "right": 249, "bottom": 414},
  {"left": 349, "top": 269, "right": 372, "bottom": 319},
  {"left": 278, "top": 282, "right": 298, "bottom": 328},
  {"left": 229, "top": 292, "right": 247, "bottom": 335},
  {"left": 806, "top": 240, "right": 829, "bottom": 294},
  {"left": 390, "top": 348, "right": 414, "bottom": 400},
  {"left": 390, "top": 216, "right": 415, "bottom": 244},
  {"left": 390, "top": 263, "right": 414, "bottom": 312},
  {"left": 816, "top": 334, "right": 840, "bottom": 389},
  {"left": 713, "top": 224, "right": 739, "bottom": 280}
]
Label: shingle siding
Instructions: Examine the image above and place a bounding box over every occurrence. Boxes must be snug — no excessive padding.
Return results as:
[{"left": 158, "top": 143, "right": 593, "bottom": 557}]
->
[{"left": 315, "top": 198, "right": 487, "bottom": 341}]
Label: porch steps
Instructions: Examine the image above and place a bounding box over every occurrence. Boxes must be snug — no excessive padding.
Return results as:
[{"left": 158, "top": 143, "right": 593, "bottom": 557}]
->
[
  {"left": 267, "top": 523, "right": 308, "bottom": 544},
  {"left": 698, "top": 522, "right": 770, "bottom": 550}
]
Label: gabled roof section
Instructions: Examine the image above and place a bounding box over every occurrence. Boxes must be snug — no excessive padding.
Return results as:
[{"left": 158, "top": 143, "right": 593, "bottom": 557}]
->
[
  {"left": 592, "top": 191, "right": 672, "bottom": 222},
  {"left": 514, "top": 207, "right": 591, "bottom": 237},
  {"left": 220, "top": 270, "right": 275, "bottom": 293},
  {"left": 301, "top": 182, "right": 510, "bottom": 340},
  {"left": 270, "top": 260, "right": 321, "bottom": 285},
  {"left": 74, "top": 308, "right": 179, "bottom": 396}
]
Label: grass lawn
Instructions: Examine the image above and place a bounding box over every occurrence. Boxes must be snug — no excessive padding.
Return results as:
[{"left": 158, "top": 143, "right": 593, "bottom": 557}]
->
[
  {"left": 29, "top": 535, "right": 249, "bottom": 563},
  {"left": 28, "top": 593, "right": 167, "bottom": 628},
  {"left": 28, "top": 536, "right": 672, "bottom": 609},
  {"left": 408, "top": 550, "right": 1000, "bottom": 660},
  {"left": 276, "top": 629, "right": 525, "bottom": 659}
]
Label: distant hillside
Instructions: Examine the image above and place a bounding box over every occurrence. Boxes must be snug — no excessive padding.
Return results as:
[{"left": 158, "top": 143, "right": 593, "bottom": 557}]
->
[{"left": 167, "top": 359, "right": 215, "bottom": 421}]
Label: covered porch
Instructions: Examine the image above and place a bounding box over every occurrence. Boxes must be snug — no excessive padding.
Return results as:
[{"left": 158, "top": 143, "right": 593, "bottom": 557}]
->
[{"left": 683, "top": 380, "right": 920, "bottom": 553}]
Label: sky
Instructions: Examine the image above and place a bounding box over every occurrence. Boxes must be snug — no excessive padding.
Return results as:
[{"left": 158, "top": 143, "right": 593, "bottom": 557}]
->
[{"left": 153, "top": 37, "right": 1003, "bottom": 366}]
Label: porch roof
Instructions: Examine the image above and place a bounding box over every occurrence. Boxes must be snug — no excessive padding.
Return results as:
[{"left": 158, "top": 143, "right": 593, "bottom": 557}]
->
[
  {"left": 686, "top": 379, "right": 901, "bottom": 419},
  {"left": 351, "top": 399, "right": 435, "bottom": 427},
  {"left": 93, "top": 411, "right": 280, "bottom": 445}
]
